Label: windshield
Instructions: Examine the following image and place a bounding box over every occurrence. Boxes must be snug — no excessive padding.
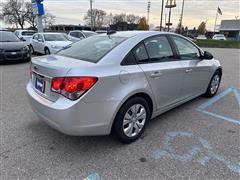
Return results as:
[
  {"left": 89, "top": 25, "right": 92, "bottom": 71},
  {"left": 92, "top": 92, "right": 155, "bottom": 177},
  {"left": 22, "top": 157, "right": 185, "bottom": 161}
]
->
[
  {"left": 44, "top": 34, "right": 68, "bottom": 41},
  {"left": 0, "top": 31, "right": 20, "bottom": 42},
  {"left": 22, "top": 31, "right": 36, "bottom": 36},
  {"left": 83, "top": 31, "right": 97, "bottom": 38},
  {"left": 58, "top": 36, "right": 127, "bottom": 63}
]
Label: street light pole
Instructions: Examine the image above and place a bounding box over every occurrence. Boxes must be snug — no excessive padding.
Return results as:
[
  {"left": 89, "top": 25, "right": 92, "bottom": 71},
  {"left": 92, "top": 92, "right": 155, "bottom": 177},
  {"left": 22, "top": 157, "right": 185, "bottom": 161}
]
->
[
  {"left": 90, "top": 0, "right": 93, "bottom": 31},
  {"left": 160, "top": 0, "right": 164, "bottom": 31}
]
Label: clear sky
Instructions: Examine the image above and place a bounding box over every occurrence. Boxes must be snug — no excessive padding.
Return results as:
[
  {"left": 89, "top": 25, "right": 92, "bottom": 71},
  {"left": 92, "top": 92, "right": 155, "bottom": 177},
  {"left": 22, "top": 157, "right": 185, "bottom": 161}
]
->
[{"left": 1, "top": 0, "right": 239, "bottom": 30}]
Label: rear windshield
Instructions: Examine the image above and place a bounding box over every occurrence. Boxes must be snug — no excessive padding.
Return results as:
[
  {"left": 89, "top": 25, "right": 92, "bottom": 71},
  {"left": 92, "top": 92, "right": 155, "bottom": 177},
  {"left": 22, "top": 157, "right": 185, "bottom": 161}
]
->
[
  {"left": 0, "top": 31, "right": 20, "bottom": 42},
  {"left": 57, "top": 36, "right": 127, "bottom": 63},
  {"left": 44, "top": 34, "right": 68, "bottom": 41},
  {"left": 22, "top": 31, "right": 36, "bottom": 36}
]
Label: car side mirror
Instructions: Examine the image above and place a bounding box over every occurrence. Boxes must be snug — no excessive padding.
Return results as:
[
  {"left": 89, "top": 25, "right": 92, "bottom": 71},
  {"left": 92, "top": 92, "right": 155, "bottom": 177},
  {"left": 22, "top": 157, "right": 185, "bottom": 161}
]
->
[
  {"left": 38, "top": 39, "right": 44, "bottom": 42},
  {"left": 202, "top": 51, "right": 213, "bottom": 60},
  {"left": 20, "top": 37, "right": 26, "bottom": 41}
]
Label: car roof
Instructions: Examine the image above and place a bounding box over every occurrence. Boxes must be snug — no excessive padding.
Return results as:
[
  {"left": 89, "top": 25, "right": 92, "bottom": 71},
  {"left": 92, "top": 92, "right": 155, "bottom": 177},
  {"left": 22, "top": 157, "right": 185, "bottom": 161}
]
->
[
  {"left": 69, "top": 30, "right": 96, "bottom": 33},
  {"left": 0, "top": 31, "right": 14, "bottom": 34},
  {"left": 15, "top": 30, "right": 36, "bottom": 32},
  {"left": 98, "top": 31, "right": 171, "bottom": 38},
  {"left": 37, "top": 32, "right": 65, "bottom": 35}
]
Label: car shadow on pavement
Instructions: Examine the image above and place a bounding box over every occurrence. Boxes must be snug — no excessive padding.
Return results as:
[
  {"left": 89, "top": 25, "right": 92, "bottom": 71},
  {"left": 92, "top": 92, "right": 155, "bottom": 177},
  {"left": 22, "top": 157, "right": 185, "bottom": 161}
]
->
[{"left": 0, "top": 61, "right": 30, "bottom": 65}]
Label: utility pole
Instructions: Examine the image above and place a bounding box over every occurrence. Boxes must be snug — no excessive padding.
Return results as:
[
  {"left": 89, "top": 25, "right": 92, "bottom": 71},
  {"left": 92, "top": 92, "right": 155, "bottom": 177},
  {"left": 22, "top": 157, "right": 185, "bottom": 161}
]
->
[
  {"left": 147, "top": 1, "right": 151, "bottom": 30},
  {"left": 179, "top": 0, "right": 185, "bottom": 34},
  {"left": 160, "top": 0, "right": 164, "bottom": 31},
  {"left": 90, "top": 0, "right": 93, "bottom": 31}
]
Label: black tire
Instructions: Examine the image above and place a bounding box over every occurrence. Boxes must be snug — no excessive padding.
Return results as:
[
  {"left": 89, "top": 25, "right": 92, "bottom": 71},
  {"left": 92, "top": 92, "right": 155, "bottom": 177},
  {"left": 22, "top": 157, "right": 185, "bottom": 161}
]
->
[
  {"left": 112, "top": 97, "right": 150, "bottom": 144},
  {"left": 45, "top": 47, "right": 51, "bottom": 55},
  {"left": 204, "top": 71, "right": 221, "bottom": 98},
  {"left": 29, "top": 45, "right": 35, "bottom": 55}
]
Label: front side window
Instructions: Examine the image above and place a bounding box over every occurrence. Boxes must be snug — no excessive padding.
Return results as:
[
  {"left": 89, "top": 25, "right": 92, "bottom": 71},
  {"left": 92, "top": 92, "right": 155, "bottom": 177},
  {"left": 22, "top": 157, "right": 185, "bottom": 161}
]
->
[
  {"left": 144, "top": 36, "right": 174, "bottom": 62},
  {"left": 172, "top": 36, "right": 200, "bottom": 60},
  {"left": 38, "top": 35, "right": 44, "bottom": 41},
  {"left": 44, "top": 34, "right": 68, "bottom": 41},
  {"left": 58, "top": 36, "right": 127, "bottom": 63},
  {"left": 33, "top": 34, "right": 38, "bottom": 40}
]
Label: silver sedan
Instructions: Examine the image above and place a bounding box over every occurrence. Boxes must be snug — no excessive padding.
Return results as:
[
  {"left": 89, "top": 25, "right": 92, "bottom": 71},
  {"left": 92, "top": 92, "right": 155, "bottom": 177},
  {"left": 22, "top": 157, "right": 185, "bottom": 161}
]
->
[{"left": 26, "top": 31, "right": 222, "bottom": 143}]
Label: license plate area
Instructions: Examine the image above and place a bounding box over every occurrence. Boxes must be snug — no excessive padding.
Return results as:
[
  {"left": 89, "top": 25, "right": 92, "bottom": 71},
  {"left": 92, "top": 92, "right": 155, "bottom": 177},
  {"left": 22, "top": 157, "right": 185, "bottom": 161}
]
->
[{"left": 35, "top": 77, "right": 45, "bottom": 93}]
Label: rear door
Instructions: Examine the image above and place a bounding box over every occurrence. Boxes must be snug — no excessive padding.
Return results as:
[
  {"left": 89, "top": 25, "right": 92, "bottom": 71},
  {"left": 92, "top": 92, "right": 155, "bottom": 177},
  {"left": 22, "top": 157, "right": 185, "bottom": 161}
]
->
[
  {"left": 170, "top": 35, "right": 212, "bottom": 98},
  {"left": 135, "top": 35, "right": 185, "bottom": 110}
]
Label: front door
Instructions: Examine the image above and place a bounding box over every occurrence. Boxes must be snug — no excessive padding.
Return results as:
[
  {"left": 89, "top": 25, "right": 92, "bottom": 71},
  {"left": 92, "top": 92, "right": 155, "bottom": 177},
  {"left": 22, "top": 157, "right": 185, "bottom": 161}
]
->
[{"left": 170, "top": 35, "right": 212, "bottom": 98}]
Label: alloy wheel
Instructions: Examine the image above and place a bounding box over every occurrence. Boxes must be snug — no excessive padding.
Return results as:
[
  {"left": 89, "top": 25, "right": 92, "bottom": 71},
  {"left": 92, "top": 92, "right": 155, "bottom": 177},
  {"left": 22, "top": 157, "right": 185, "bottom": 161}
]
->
[
  {"left": 123, "top": 104, "right": 146, "bottom": 137},
  {"left": 210, "top": 74, "right": 220, "bottom": 94}
]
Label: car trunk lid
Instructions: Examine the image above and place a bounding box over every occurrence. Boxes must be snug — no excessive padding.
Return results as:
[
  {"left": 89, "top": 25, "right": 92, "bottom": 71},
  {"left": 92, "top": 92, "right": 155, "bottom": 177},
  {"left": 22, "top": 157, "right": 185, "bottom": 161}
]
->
[{"left": 31, "top": 54, "right": 96, "bottom": 102}]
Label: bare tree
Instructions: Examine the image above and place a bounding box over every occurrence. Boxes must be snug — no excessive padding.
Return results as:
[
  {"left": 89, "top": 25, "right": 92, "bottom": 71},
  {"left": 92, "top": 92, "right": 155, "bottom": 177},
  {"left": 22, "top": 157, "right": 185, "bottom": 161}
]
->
[
  {"left": 1, "top": 0, "right": 27, "bottom": 29},
  {"left": 42, "top": 12, "right": 56, "bottom": 28},
  {"left": 25, "top": 2, "right": 37, "bottom": 29},
  {"left": 84, "top": 9, "right": 107, "bottom": 30},
  {"left": 126, "top": 14, "right": 140, "bottom": 24},
  {"left": 112, "top": 13, "right": 126, "bottom": 24}
]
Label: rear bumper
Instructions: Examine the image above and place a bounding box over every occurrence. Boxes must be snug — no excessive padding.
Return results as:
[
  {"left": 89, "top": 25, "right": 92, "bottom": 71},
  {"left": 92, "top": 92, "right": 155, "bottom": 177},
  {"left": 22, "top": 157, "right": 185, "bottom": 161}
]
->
[{"left": 26, "top": 81, "right": 120, "bottom": 136}]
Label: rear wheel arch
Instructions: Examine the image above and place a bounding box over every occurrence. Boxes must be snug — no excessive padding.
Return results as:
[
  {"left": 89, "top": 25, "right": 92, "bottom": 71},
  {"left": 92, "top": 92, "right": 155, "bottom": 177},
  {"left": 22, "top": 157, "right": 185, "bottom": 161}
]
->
[{"left": 111, "top": 92, "right": 154, "bottom": 133}]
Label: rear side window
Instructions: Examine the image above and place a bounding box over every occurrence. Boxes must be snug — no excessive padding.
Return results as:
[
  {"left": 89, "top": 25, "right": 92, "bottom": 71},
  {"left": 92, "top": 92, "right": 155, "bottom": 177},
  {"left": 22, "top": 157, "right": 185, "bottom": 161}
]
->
[
  {"left": 58, "top": 36, "right": 127, "bottom": 63},
  {"left": 144, "top": 36, "right": 174, "bottom": 62},
  {"left": 172, "top": 36, "right": 200, "bottom": 60},
  {"left": 132, "top": 43, "right": 149, "bottom": 63},
  {"left": 121, "top": 52, "right": 136, "bottom": 65},
  {"left": 70, "top": 32, "right": 84, "bottom": 38}
]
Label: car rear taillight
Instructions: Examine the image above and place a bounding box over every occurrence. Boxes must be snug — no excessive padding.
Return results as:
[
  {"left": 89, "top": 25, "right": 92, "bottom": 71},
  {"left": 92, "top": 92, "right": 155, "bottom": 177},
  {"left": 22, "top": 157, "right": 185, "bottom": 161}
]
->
[{"left": 51, "top": 77, "right": 97, "bottom": 100}]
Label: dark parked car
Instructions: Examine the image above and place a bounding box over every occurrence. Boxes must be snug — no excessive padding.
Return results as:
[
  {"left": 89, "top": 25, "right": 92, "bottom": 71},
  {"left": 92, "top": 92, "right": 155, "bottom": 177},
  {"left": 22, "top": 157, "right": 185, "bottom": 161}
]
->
[{"left": 0, "top": 31, "right": 31, "bottom": 62}]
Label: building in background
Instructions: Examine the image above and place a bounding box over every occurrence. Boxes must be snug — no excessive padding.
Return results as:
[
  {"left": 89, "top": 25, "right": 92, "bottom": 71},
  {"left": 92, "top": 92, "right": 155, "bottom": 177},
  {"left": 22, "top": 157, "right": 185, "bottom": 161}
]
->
[
  {"left": 219, "top": 20, "right": 240, "bottom": 41},
  {"left": 49, "top": 25, "right": 91, "bottom": 32}
]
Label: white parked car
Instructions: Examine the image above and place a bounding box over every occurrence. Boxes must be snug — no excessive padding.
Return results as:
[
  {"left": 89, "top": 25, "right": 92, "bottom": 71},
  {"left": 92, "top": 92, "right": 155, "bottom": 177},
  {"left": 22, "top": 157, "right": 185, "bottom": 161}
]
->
[
  {"left": 30, "top": 33, "right": 72, "bottom": 55},
  {"left": 212, "top": 34, "right": 226, "bottom": 41},
  {"left": 68, "top": 30, "right": 97, "bottom": 42},
  {"left": 15, "top": 30, "right": 37, "bottom": 45},
  {"left": 196, "top": 35, "right": 207, "bottom": 40}
]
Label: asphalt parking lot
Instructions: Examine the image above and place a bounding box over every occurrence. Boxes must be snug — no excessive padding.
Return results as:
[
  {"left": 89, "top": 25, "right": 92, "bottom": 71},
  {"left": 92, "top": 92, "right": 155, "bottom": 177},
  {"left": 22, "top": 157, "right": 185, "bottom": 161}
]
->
[{"left": 0, "top": 48, "right": 239, "bottom": 180}]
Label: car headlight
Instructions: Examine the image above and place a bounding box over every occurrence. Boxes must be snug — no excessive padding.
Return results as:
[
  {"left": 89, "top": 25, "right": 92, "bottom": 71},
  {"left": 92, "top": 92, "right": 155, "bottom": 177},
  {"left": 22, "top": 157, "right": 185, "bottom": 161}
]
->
[{"left": 22, "top": 46, "right": 29, "bottom": 52}]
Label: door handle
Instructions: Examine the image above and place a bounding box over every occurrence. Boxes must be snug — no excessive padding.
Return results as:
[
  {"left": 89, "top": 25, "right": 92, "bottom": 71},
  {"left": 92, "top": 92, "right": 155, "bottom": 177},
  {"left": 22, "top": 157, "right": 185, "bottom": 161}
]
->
[
  {"left": 185, "top": 69, "right": 193, "bottom": 73},
  {"left": 150, "top": 71, "right": 163, "bottom": 78}
]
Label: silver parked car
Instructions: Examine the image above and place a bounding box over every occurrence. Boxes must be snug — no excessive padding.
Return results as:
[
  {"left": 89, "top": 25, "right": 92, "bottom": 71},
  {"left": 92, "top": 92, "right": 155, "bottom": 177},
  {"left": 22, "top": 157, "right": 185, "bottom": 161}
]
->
[
  {"left": 27, "top": 31, "right": 222, "bottom": 143},
  {"left": 68, "top": 30, "right": 97, "bottom": 42}
]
